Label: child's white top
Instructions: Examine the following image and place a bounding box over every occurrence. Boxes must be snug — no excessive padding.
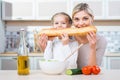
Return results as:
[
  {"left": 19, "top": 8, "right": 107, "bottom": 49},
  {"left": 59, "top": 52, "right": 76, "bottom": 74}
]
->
[{"left": 44, "top": 37, "right": 78, "bottom": 69}]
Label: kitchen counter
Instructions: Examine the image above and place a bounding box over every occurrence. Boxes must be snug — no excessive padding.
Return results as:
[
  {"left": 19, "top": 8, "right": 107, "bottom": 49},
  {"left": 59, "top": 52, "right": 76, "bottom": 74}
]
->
[
  {"left": 0, "top": 70, "right": 120, "bottom": 80},
  {"left": 105, "top": 52, "right": 120, "bottom": 57},
  {"left": 1, "top": 52, "right": 120, "bottom": 57},
  {"left": 0, "top": 52, "right": 43, "bottom": 57}
]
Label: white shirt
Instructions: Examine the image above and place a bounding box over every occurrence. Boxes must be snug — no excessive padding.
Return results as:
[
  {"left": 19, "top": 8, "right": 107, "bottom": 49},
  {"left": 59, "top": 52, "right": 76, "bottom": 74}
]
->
[{"left": 44, "top": 37, "right": 78, "bottom": 69}]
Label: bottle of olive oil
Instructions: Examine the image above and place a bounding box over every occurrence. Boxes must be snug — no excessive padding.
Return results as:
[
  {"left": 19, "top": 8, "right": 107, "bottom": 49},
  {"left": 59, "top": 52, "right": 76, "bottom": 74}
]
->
[{"left": 17, "top": 29, "right": 30, "bottom": 75}]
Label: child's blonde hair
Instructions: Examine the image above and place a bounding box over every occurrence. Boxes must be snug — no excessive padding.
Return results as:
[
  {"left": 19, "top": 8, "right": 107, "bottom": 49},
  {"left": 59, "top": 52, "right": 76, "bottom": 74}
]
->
[{"left": 51, "top": 12, "right": 72, "bottom": 25}]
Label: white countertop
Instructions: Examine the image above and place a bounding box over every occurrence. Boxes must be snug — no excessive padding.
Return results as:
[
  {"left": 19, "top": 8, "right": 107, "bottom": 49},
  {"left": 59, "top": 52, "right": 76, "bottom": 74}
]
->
[
  {"left": 0, "top": 70, "right": 120, "bottom": 80},
  {"left": 1, "top": 52, "right": 120, "bottom": 57},
  {"left": 0, "top": 52, "right": 43, "bottom": 57},
  {"left": 105, "top": 52, "right": 120, "bottom": 57}
]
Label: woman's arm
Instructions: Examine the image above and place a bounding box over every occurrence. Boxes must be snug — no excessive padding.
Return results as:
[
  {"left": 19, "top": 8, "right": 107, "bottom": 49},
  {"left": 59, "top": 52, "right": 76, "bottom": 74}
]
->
[
  {"left": 87, "top": 31, "right": 97, "bottom": 66},
  {"left": 96, "top": 36, "right": 107, "bottom": 66}
]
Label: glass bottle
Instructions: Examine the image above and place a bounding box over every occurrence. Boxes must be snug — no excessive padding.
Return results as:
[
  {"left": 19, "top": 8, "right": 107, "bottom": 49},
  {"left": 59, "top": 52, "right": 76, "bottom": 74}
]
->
[{"left": 17, "top": 29, "right": 30, "bottom": 75}]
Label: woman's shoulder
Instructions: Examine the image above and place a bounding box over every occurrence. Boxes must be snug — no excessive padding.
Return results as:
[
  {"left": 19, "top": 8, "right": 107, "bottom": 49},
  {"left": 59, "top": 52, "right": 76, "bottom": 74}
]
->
[
  {"left": 96, "top": 34, "right": 107, "bottom": 42},
  {"left": 96, "top": 34, "right": 107, "bottom": 47}
]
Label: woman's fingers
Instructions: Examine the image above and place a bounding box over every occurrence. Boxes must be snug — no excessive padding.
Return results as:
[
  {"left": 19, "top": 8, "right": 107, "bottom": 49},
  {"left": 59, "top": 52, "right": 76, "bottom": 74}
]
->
[
  {"left": 87, "top": 31, "right": 96, "bottom": 48},
  {"left": 87, "top": 33, "right": 95, "bottom": 43}
]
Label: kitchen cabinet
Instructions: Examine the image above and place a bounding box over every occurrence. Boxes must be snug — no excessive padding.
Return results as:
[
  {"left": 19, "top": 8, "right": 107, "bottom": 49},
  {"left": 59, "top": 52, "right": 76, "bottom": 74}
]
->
[
  {"left": 0, "top": 56, "right": 38, "bottom": 70},
  {"left": 104, "top": 56, "right": 120, "bottom": 69},
  {"left": 27, "top": 56, "right": 42, "bottom": 70},
  {"left": 0, "top": 53, "right": 43, "bottom": 70},
  {"left": 2, "top": 0, "right": 120, "bottom": 20},
  {"left": 2, "top": 0, "right": 36, "bottom": 20},
  {"left": 2, "top": 0, "right": 70, "bottom": 20},
  {"left": 0, "top": 56, "right": 39, "bottom": 70},
  {"left": 32, "top": 56, "right": 41, "bottom": 70},
  {"left": 104, "top": 53, "right": 120, "bottom": 69},
  {"left": 71, "top": 0, "right": 105, "bottom": 20},
  {"left": 0, "top": 56, "right": 17, "bottom": 70},
  {"left": 36, "top": 0, "right": 70, "bottom": 20},
  {"left": 72, "top": 0, "right": 120, "bottom": 20},
  {"left": 106, "top": 0, "right": 120, "bottom": 19}
]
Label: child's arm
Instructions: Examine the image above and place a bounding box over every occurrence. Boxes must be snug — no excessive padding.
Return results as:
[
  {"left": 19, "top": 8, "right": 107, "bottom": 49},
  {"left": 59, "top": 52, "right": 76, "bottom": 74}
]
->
[{"left": 44, "top": 41, "right": 53, "bottom": 59}]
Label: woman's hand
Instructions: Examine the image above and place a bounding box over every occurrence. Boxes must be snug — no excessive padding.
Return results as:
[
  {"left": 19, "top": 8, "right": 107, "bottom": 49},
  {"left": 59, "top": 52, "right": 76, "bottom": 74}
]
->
[
  {"left": 87, "top": 31, "right": 97, "bottom": 66},
  {"left": 38, "top": 34, "right": 48, "bottom": 52},
  {"left": 61, "top": 33, "right": 69, "bottom": 45},
  {"left": 87, "top": 31, "right": 96, "bottom": 49},
  {"left": 74, "top": 31, "right": 96, "bottom": 48}
]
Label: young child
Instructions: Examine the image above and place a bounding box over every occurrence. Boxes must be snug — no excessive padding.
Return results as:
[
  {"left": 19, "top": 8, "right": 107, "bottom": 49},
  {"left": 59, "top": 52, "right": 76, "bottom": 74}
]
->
[{"left": 41, "top": 12, "right": 78, "bottom": 69}]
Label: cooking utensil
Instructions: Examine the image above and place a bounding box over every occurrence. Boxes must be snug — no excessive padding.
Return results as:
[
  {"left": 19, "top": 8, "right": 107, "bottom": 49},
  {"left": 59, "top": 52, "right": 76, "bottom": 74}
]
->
[{"left": 64, "top": 44, "right": 83, "bottom": 61}]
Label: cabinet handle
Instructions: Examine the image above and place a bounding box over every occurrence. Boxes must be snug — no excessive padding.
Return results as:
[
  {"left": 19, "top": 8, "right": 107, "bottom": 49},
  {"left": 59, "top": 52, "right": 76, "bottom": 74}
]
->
[
  {"left": 12, "top": 58, "right": 17, "bottom": 60},
  {"left": 16, "top": 17, "right": 23, "bottom": 20}
]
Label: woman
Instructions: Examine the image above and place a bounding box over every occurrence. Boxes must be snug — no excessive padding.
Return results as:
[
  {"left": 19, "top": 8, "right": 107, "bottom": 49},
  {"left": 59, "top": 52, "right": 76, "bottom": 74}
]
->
[
  {"left": 38, "top": 3, "right": 107, "bottom": 69},
  {"left": 72, "top": 3, "right": 107, "bottom": 68}
]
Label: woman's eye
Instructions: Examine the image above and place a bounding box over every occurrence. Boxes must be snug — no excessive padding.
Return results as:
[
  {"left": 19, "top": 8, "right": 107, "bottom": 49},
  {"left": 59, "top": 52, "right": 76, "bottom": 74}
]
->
[
  {"left": 62, "top": 23, "right": 66, "bottom": 24},
  {"left": 83, "top": 17, "right": 89, "bottom": 20},
  {"left": 73, "top": 18, "right": 79, "bottom": 21}
]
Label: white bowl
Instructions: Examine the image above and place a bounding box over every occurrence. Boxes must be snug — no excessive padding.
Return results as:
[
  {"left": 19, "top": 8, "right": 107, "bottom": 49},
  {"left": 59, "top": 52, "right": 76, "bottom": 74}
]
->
[{"left": 39, "top": 59, "right": 67, "bottom": 75}]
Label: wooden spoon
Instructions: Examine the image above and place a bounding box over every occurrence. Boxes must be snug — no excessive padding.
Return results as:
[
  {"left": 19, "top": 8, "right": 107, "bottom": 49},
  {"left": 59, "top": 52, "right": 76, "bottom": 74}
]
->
[{"left": 64, "top": 44, "right": 83, "bottom": 62}]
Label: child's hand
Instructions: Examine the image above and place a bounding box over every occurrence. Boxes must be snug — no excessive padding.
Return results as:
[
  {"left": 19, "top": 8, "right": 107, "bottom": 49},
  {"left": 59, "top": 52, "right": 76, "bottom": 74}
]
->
[
  {"left": 61, "top": 33, "right": 69, "bottom": 45},
  {"left": 48, "top": 36, "right": 55, "bottom": 41},
  {"left": 38, "top": 34, "right": 48, "bottom": 52}
]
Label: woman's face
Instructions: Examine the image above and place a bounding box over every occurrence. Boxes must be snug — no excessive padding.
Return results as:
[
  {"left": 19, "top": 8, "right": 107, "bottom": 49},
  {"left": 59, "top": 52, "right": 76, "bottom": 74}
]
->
[
  {"left": 53, "top": 15, "right": 70, "bottom": 29},
  {"left": 72, "top": 11, "right": 93, "bottom": 28}
]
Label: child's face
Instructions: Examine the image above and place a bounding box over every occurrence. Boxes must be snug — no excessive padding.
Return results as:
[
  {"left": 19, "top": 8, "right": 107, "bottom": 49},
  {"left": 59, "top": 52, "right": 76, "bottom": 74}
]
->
[{"left": 53, "top": 15, "right": 70, "bottom": 29}]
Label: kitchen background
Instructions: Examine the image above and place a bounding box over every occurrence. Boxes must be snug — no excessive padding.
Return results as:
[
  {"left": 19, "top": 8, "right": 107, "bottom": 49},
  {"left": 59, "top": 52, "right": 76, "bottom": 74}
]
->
[{"left": 0, "top": 0, "right": 120, "bottom": 70}]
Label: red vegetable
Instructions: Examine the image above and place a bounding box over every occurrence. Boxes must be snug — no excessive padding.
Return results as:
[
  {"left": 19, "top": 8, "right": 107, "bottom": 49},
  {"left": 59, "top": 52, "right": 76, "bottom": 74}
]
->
[
  {"left": 82, "top": 66, "right": 92, "bottom": 75},
  {"left": 91, "top": 65, "right": 101, "bottom": 75}
]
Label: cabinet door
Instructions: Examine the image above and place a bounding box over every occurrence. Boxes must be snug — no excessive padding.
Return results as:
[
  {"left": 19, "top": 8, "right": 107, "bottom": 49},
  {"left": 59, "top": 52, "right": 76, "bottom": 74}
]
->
[
  {"left": 0, "top": 56, "right": 34, "bottom": 70},
  {"left": 72, "top": 0, "right": 105, "bottom": 20},
  {"left": 105, "top": 56, "right": 120, "bottom": 69},
  {"left": 0, "top": 57, "right": 17, "bottom": 70},
  {"left": 36, "top": 0, "right": 70, "bottom": 20},
  {"left": 33, "top": 56, "right": 43, "bottom": 70},
  {"left": 106, "top": 0, "right": 120, "bottom": 19},
  {"left": 29, "top": 57, "right": 34, "bottom": 70},
  {"left": 2, "top": 0, "right": 35, "bottom": 20}
]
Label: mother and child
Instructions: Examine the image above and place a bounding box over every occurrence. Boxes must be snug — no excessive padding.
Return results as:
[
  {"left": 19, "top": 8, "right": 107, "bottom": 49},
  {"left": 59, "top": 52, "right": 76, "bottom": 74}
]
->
[{"left": 38, "top": 3, "right": 107, "bottom": 69}]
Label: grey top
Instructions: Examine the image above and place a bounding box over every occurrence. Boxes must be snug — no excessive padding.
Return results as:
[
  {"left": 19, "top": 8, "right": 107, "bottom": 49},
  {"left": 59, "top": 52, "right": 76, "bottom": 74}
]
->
[{"left": 77, "top": 34, "right": 107, "bottom": 68}]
